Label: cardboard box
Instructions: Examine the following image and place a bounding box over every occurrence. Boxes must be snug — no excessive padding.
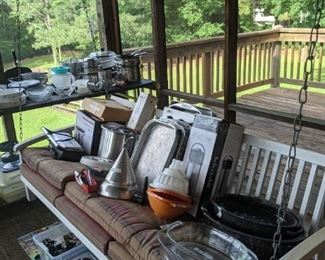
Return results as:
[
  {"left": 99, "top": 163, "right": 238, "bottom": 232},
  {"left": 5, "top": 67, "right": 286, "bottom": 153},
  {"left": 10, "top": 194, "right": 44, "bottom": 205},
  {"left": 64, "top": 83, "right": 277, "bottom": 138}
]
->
[
  {"left": 183, "top": 115, "right": 221, "bottom": 217},
  {"left": 82, "top": 98, "right": 132, "bottom": 122},
  {"left": 74, "top": 110, "right": 105, "bottom": 155},
  {"left": 127, "top": 93, "right": 158, "bottom": 132}
]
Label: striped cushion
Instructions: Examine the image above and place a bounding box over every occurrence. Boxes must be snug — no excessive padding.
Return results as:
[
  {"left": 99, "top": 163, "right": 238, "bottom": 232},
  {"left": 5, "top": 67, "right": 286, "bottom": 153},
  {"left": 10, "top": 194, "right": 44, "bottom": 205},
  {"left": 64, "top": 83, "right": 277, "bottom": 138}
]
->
[
  {"left": 64, "top": 181, "right": 99, "bottom": 210},
  {"left": 37, "top": 159, "right": 84, "bottom": 190},
  {"left": 55, "top": 196, "right": 113, "bottom": 254},
  {"left": 107, "top": 241, "right": 134, "bottom": 260},
  {"left": 84, "top": 197, "right": 163, "bottom": 259},
  {"left": 20, "top": 163, "right": 63, "bottom": 204},
  {"left": 21, "top": 148, "right": 54, "bottom": 172},
  {"left": 22, "top": 147, "right": 85, "bottom": 190}
]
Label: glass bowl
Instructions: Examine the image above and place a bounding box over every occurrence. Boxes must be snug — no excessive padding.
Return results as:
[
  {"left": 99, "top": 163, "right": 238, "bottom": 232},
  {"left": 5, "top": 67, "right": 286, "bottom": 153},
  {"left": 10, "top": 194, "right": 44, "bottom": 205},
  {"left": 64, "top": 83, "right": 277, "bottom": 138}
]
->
[{"left": 158, "top": 221, "right": 258, "bottom": 260}]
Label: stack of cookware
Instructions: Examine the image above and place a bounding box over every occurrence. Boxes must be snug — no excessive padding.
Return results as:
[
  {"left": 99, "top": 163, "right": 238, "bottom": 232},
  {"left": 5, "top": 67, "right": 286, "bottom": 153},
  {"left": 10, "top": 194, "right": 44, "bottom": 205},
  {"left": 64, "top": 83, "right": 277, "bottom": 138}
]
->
[
  {"left": 201, "top": 194, "right": 305, "bottom": 259},
  {"left": 0, "top": 141, "right": 25, "bottom": 203}
]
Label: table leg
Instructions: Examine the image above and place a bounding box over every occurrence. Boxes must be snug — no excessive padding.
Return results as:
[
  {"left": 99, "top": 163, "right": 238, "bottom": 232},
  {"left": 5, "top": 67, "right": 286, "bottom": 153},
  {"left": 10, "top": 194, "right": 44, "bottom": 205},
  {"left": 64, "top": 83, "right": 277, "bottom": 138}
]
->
[{"left": 1, "top": 114, "right": 17, "bottom": 142}]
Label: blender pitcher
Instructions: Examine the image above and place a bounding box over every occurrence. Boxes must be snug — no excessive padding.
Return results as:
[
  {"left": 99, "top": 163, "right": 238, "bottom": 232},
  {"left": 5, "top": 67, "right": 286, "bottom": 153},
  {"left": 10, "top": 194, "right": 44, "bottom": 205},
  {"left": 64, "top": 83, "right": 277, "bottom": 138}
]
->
[{"left": 51, "top": 66, "right": 75, "bottom": 90}]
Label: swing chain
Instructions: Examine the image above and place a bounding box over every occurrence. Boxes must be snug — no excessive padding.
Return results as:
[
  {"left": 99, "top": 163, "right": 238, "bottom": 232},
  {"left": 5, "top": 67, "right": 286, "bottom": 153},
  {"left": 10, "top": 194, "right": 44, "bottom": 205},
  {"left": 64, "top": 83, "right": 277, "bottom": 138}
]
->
[
  {"left": 16, "top": 0, "right": 23, "bottom": 142},
  {"left": 271, "top": 0, "right": 324, "bottom": 259}
]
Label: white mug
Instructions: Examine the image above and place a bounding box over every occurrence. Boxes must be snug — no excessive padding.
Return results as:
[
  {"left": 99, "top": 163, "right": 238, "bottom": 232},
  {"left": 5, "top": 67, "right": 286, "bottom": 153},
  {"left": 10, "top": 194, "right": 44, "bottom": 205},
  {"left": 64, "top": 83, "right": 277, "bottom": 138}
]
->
[{"left": 73, "top": 79, "right": 89, "bottom": 95}]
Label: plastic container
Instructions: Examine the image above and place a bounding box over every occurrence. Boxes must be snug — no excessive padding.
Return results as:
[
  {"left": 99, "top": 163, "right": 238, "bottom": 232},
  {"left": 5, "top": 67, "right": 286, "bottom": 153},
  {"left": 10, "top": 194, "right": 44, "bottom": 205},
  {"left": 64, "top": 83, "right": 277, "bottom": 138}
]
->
[
  {"left": 158, "top": 221, "right": 258, "bottom": 260},
  {"left": 33, "top": 223, "right": 87, "bottom": 260},
  {"left": 151, "top": 159, "right": 189, "bottom": 196},
  {"left": 0, "top": 169, "right": 21, "bottom": 187},
  {"left": 0, "top": 181, "right": 25, "bottom": 203}
]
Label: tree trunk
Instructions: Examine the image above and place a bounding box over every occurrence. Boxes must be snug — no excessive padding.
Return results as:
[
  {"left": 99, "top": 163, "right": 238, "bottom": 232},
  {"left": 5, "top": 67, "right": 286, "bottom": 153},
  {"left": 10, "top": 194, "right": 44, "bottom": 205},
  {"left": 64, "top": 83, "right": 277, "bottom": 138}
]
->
[
  {"left": 58, "top": 46, "right": 62, "bottom": 62},
  {"left": 51, "top": 45, "right": 58, "bottom": 64}
]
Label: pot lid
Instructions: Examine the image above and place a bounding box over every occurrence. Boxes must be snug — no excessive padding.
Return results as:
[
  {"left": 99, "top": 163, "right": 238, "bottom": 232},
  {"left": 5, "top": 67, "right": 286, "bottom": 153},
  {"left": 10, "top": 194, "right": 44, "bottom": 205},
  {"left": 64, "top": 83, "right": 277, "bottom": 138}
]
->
[
  {"left": 51, "top": 66, "right": 69, "bottom": 74},
  {"left": 102, "top": 122, "right": 136, "bottom": 136}
]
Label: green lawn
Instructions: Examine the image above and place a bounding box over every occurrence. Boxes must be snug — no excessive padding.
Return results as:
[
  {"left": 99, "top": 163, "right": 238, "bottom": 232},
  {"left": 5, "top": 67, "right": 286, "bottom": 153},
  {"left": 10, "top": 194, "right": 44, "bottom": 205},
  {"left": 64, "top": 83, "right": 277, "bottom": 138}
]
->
[{"left": 0, "top": 107, "right": 75, "bottom": 144}]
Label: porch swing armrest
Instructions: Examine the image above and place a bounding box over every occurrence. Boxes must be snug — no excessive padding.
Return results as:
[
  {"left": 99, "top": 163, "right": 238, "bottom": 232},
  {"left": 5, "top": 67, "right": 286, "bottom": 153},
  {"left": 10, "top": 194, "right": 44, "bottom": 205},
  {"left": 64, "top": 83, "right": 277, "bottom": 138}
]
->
[
  {"left": 14, "top": 124, "right": 75, "bottom": 152},
  {"left": 280, "top": 227, "right": 325, "bottom": 260}
]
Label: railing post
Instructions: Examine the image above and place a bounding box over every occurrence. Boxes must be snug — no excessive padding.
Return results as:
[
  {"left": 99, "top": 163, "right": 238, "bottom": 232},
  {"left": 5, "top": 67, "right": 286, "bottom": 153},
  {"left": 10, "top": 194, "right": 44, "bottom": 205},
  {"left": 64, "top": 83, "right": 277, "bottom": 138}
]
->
[
  {"left": 151, "top": 0, "right": 169, "bottom": 108},
  {"left": 96, "top": 0, "right": 122, "bottom": 54},
  {"left": 202, "top": 52, "right": 212, "bottom": 96},
  {"left": 271, "top": 41, "right": 281, "bottom": 88},
  {"left": 0, "top": 52, "right": 6, "bottom": 84},
  {"left": 224, "top": 0, "right": 238, "bottom": 123}
]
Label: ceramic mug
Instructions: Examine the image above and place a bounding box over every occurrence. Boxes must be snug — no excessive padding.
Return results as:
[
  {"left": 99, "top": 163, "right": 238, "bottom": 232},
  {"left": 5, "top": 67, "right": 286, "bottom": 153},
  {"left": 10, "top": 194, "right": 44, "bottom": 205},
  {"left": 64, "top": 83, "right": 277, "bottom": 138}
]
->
[{"left": 73, "top": 79, "right": 90, "bottom": 95}]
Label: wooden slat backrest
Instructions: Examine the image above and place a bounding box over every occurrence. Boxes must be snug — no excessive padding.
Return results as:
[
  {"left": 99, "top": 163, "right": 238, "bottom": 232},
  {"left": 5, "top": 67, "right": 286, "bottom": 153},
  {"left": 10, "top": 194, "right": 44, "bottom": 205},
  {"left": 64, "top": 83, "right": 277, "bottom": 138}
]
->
[{"left": 230, "top": 134, "right": 325, "bottom": 234}]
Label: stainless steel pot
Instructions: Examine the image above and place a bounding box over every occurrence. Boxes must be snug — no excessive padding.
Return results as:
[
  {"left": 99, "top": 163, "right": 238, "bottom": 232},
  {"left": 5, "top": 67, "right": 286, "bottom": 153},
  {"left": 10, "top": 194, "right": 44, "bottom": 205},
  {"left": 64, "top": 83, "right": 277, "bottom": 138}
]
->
[{"left": 98, "top": 122, "right": 138, "bottom": 161}]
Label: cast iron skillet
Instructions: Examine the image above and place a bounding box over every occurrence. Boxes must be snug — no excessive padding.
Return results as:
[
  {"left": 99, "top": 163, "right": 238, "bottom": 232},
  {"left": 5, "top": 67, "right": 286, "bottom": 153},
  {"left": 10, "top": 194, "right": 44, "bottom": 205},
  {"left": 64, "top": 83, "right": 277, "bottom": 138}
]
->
[{"left": 211, "top": 194, "right": 304, "bottom": 239}]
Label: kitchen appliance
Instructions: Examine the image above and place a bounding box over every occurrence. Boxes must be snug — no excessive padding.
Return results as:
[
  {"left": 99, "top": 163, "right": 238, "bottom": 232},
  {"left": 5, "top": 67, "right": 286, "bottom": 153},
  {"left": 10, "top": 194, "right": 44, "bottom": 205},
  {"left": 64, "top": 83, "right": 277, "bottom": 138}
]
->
[
  {"left": 157, "top": 221, "right": 258, "bottom": 260},
  {"left": 97, "top": 122, "right": 138, "bottom": 161},
  {"left": 183, "top": 115, "right": 245, "bottom": 217},
  {"left": 42, "top": 127, "right": 85, "bottom": 162},
  {"left": 74, "top": 110, "right": 105, "bottom": 155},
  {"left": 99, "top": 148, "right": 138, "bottom": 200}
]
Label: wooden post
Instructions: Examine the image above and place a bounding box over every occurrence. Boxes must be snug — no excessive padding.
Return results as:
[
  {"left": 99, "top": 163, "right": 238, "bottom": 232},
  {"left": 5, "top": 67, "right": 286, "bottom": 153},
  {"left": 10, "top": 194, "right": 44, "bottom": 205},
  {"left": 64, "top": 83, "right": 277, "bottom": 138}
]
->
[
  {"left": 151, "top": 0, "right": 169, "bottom": 108},
  {"left": 202, "top": 52, "right": 212, "bottom": 96},
  {"left": 271, "top": 41, "right": 281, "bottom": 88},
  {"left": 2, "top": 114, "right": 17, "bottom": 142},
  {"left": 96, "top": 0, "right": 122, "bottom": 54},
  {"left": 224, "top": 0, "right": 238, "bottom": 122},
  {"left": 0, "top": 52, "right": 6, "bottom": 84}
]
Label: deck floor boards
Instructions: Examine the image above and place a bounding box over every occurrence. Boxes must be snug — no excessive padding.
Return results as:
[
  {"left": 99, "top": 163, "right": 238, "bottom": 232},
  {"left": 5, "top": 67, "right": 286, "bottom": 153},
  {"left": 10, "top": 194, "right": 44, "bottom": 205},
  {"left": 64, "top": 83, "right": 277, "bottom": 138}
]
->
[{"left": 213, "top": 87, "right": 325, "bottom": 154}]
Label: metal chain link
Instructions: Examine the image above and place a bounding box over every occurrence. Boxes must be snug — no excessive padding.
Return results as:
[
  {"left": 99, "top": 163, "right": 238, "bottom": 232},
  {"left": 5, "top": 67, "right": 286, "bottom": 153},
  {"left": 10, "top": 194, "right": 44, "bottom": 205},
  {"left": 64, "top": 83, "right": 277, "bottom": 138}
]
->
[
  {"left": 16, "top": 0, "right": 23, "bottom": 142},
  {"left": 271, "top": 0, "right": 324, "bottom": 259}
]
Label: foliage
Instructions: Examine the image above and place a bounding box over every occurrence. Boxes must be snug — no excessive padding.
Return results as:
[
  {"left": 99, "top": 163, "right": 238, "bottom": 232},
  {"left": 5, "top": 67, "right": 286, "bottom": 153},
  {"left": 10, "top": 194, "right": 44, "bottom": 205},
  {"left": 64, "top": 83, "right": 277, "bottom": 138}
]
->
[{"left": 1, "top": 0, "right": 323, "bottom": 65}]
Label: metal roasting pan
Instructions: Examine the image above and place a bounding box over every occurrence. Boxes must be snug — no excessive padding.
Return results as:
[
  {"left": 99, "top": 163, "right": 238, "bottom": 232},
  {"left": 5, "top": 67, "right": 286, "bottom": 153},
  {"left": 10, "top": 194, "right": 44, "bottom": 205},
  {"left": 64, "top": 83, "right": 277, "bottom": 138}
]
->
[{"left": 131, "top": 118, "right": 185, "bottom": 191}]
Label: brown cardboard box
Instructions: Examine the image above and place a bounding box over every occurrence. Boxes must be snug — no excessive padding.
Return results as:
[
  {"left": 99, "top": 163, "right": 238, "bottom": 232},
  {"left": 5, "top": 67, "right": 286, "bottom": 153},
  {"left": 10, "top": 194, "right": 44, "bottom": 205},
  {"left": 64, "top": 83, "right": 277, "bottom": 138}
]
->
[
  {"left": 127, "top": 93, "right": 158, "bottom": 132},
  {"left": 82, "top": 98, "right": 132, "bottom": 122}
]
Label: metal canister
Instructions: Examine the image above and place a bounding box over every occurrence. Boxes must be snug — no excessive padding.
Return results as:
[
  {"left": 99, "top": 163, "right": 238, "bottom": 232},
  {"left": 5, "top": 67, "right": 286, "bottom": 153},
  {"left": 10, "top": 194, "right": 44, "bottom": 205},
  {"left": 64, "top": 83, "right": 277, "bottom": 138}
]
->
[
  {"left": 83, "top": 58, "right": 97, "bottom": 77},
  {"left": 98, "top": 122, "right": 138, "bottom": 161},
  {"left": 122, "top": 56, "right": 141, "bottom": 82}
]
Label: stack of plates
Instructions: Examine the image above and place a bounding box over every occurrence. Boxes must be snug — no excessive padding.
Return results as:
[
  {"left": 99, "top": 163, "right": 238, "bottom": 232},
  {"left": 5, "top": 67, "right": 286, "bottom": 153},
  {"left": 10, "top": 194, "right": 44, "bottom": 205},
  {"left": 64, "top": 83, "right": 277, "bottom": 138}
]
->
[{"left": 0, "top": 89, "right": 26, "bottom": 109}]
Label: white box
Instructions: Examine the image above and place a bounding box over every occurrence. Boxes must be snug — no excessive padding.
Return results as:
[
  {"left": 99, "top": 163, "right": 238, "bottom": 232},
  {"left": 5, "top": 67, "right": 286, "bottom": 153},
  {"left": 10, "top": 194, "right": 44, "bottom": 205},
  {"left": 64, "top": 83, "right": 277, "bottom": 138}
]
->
[
  {"left": 127, "top": 93, "right": 157, "bottom": 132},
  {"left": 74, "top": 110, "right": 105, "bottom": 155},
  {"left": 183, "top": 115, "right": 220, "bottom": 217}
]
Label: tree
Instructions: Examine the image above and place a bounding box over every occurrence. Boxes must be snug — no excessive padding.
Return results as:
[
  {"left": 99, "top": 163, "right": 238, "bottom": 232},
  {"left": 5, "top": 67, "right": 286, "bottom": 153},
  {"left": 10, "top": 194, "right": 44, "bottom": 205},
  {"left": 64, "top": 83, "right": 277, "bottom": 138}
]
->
[{"left": 7, "top": 0, "right": 99, "bottom": 64}]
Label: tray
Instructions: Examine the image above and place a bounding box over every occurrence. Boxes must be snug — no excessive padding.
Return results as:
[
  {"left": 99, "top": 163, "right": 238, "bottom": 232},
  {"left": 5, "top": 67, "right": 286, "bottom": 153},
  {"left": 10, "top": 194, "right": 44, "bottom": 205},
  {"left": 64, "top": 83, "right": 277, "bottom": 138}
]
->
[{"left": 131, "top": 118, "right": 184, "bottom": 191}]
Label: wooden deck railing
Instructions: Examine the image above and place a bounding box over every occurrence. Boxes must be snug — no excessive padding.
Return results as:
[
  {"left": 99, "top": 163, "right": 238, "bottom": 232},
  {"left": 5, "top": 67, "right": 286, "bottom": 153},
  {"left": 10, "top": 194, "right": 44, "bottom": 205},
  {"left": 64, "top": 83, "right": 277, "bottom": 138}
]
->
[{"left": 127, "top": 27, "right": 325, "bottom": 101}]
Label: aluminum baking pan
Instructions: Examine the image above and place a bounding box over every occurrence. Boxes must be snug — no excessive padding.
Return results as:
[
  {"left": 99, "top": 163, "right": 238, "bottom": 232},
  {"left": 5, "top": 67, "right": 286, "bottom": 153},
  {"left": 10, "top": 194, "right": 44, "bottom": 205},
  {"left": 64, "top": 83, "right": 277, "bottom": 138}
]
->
[{"left": 131, "top": 118, "right": 184, "bottom": 191}]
